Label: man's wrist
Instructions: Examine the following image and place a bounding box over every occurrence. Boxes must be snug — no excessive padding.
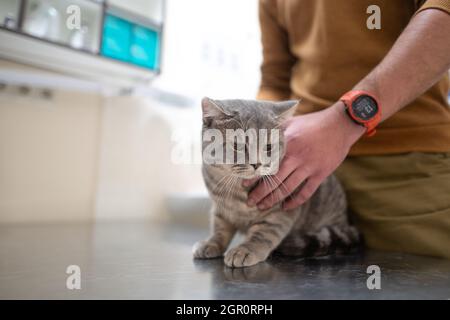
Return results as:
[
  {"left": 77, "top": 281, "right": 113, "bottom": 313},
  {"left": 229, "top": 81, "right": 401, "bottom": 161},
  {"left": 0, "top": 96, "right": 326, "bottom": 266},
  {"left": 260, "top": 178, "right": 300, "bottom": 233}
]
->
[{"left": 329, "top": 101, "right": 366, "bottom": 147}]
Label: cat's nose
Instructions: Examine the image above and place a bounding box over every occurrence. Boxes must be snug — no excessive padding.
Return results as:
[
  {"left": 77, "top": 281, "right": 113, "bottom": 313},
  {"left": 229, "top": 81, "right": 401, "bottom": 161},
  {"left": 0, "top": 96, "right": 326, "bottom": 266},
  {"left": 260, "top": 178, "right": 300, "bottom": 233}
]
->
[{"left": 251, "top": 164, "right": 261, "bottom": 170}]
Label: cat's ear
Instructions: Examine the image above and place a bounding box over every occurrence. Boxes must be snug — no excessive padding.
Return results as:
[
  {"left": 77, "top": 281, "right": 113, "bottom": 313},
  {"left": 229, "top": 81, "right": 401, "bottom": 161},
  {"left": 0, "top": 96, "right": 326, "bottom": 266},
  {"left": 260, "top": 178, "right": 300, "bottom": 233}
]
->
[
  {"left": 202, "top": 97, "right": 230, "bottom": 120},
  {"left": 273, "top": 100, "right": 300, "bottom": 122}
]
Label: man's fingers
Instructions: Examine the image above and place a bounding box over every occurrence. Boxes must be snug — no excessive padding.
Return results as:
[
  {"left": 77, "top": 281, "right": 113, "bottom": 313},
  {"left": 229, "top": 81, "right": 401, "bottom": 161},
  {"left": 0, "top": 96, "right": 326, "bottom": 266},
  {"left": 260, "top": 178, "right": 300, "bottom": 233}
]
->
[
  {"left": 282, "top": 177, "right": 321, "bottom": 210},
  {"left": 246, "top": 158, "right": 298, "bottom": 206},
  {"left": 256, "top": 169, "right": 309, "bottom": 210}
]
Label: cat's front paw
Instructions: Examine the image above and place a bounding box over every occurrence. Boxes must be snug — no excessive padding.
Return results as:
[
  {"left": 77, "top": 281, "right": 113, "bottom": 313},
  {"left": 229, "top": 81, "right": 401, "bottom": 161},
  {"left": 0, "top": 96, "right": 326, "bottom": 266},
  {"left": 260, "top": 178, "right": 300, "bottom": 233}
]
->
[
  {"left": 224, "top": 246, "right": 265, "bottom": 268},
  {"left": 193, "top": 240, "right": 223, "bottom": 259}
]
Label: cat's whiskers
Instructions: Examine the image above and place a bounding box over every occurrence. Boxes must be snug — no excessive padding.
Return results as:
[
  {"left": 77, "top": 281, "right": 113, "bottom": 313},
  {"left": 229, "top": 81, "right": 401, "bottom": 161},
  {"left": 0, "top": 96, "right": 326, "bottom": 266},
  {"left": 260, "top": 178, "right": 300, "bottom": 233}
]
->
[
  {"left": 270, "top": 175, "right": 291, "bottom": 202},
  {"left": 221, "top": 176, "right": 232, "bottom": 205},
  {"left": 263, "top": 175, "right": 278, "bottom": 205},
  {"left": 222, "top": 175, "right": 239, "bottom": 210},
  {"left": 212, "top": 174, "right": 231, "bottom": 193},
  {"left": 214, "top": 173, "right": 241, "bottom": 211},
  {"left": 213, "top": 174, "right": 233, "bottom": 211}
]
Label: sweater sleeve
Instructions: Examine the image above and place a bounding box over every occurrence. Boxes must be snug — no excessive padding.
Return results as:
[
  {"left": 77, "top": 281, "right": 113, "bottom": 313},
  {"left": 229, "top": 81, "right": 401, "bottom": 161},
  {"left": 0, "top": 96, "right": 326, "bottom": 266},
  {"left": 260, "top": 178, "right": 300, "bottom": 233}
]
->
[
  {"left": 257, "top": 0, "right": 296, "bottom": 101},
  {"left": 416, "top": 0, "right": 450, "bottom": 14}
]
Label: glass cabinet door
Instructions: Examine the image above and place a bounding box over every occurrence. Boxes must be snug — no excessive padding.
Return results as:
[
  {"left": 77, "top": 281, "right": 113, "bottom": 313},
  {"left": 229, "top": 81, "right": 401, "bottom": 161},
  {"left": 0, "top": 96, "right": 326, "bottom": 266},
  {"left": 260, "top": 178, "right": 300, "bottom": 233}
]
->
[
  {"left": 0, "top": 0, "right": 22, "bottom": 29},
  {"left": 22, "top": 0, "right": 103, "bottom": 53}
]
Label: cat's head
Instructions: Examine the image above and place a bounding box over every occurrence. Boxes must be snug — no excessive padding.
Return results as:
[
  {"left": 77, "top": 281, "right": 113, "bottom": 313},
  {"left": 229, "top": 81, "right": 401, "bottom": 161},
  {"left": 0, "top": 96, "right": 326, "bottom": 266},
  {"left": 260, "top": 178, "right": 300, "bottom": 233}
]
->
[{"left": 201, "top": 97, "right": 299, "bottom": 178}]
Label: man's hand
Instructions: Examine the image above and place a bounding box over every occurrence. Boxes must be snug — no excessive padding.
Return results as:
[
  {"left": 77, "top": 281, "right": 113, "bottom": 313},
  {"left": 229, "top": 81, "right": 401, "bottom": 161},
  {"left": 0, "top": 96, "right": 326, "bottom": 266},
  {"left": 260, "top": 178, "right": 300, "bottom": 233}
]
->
[{"left": 244, "top": 102, "right": 365, "bottom": 210}]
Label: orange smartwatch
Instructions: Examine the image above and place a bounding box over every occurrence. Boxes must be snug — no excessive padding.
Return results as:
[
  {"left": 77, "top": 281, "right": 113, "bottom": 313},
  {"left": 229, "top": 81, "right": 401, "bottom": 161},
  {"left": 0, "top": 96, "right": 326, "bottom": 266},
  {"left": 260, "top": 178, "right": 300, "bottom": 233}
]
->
[{"left": 340, "top": 90, "right": 381, "bottom": 137}]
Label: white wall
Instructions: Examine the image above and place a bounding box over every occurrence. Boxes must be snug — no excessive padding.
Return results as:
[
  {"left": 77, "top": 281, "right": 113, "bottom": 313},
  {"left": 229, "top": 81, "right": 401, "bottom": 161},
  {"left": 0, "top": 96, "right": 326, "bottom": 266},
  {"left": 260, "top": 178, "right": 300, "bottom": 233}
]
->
[
  {"left": 0, "top": 59, "right": 188, "bottom": 224},
  {"left": 0, "top": 68, "right": 102, "bottom": 223},
  {"left": 94, "top": 95, "right": 173, "bottom": 221}
]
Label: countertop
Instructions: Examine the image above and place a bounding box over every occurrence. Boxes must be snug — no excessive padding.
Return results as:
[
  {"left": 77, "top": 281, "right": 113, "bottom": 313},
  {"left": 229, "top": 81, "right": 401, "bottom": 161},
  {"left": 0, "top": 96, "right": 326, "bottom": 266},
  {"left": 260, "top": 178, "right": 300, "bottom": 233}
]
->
[{"left": 0, "top": 222, "right": 449, "bottom": 299}]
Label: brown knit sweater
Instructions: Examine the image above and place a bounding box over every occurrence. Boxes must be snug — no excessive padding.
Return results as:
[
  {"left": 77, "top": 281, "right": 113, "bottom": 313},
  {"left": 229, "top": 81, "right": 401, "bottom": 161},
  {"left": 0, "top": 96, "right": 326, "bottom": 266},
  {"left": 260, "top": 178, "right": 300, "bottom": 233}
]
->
[{"left": 257, "top": 0, "right": 450, "bottom": 155}]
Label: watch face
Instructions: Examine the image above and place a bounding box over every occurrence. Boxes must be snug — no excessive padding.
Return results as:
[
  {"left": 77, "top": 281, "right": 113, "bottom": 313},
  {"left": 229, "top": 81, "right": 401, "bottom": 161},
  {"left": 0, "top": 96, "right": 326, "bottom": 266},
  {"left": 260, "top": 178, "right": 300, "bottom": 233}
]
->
[{"left": 351, "top": 95, "right": 378, "bottom": 121}]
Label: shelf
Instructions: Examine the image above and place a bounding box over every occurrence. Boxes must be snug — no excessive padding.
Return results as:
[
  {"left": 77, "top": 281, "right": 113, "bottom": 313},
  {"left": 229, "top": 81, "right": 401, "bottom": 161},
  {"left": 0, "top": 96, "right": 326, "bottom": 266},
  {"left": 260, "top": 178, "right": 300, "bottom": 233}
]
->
[{"left": 0, "top": 28, "right": 157, "bottom": 87}]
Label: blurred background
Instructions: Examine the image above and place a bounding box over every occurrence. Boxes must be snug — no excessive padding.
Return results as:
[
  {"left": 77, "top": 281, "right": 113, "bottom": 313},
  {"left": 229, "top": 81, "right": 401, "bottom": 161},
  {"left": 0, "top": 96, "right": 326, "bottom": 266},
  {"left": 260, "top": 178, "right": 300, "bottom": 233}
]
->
[{"left": 0, "top": 0, "right": 261, "bottom": 226}]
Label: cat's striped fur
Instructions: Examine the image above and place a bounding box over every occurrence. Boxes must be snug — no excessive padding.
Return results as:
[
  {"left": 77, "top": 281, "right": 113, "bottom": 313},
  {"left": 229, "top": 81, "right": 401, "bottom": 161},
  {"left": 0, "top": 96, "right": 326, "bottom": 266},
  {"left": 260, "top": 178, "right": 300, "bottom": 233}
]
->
[{"left": 193, "top": 98, "right": 361, "bottom": 267}]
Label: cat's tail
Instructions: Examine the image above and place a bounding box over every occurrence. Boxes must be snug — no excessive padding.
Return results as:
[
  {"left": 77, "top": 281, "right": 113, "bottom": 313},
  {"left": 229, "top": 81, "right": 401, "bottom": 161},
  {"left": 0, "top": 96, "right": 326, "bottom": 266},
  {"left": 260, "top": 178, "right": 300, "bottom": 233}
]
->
[{"left": 273, "top": 224, "right": 363, "bottom": 257}]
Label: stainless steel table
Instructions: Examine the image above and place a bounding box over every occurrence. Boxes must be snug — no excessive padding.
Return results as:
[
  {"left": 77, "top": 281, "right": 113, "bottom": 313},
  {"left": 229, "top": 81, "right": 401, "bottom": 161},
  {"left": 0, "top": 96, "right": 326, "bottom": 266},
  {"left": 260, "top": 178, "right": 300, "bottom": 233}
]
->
[{"left": 0, "top": 222, "right": 449, "bottom": 299}]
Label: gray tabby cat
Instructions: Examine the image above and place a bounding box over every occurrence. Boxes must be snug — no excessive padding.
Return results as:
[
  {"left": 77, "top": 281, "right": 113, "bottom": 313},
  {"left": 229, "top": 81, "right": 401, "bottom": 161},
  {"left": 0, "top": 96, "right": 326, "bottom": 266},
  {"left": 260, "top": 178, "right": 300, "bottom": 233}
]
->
[{"left": 193, "top": 97, "right": 360, "bottom": 268}]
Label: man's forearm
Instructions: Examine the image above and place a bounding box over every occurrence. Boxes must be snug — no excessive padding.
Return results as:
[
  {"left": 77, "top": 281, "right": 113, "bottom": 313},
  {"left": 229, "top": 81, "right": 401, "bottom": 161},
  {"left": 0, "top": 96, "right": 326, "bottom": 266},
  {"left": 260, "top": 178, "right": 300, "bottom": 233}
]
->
[{"left": 352, "top": 9, "right": 450, "bottom": 122}]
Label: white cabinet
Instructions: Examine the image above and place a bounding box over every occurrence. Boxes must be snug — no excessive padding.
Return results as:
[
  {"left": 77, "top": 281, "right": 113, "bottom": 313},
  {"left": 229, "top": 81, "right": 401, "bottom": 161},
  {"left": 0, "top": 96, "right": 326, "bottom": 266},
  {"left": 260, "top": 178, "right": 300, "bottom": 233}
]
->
[{"left": 0, "top": 0, "right": 165, "bottom": 88}]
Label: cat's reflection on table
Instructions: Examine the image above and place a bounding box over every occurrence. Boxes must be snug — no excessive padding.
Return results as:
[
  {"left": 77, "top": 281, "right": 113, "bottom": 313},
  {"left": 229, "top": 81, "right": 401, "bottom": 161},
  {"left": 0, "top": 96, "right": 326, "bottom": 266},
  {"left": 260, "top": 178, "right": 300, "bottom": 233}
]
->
[
  {"left": 193, "top": 257, "right": 277, "bottom": 282},
  {"left": 192, "top": 252, "right": 367, "bottom": 299},
  {"left": 191, "top": 242, "right": 450, "bottom": 299}
]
